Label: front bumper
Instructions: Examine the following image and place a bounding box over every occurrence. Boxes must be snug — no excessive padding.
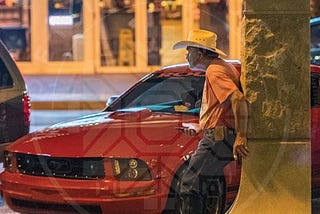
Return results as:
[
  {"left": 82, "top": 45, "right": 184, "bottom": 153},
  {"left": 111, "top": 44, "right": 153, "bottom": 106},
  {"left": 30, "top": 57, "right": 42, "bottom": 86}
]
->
[{"left": 1, "top": 171, "right": 167, "bottom": 214}]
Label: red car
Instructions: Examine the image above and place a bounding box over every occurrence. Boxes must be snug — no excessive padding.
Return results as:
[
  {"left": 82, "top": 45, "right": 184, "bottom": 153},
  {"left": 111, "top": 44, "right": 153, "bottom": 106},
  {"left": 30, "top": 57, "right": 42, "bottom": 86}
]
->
[{"left": 0, "top": 61, "right": 319, "bottom": 214}]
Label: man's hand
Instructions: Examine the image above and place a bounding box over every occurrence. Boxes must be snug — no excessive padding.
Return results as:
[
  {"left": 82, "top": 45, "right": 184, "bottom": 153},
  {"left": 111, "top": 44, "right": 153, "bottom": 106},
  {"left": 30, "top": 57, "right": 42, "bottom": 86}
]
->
[
  {"left": 233, "top": 134, "right": 249, "bottom": 161},
  {"left": 179, "top": 123, "right": 202, "bottom": 136}
]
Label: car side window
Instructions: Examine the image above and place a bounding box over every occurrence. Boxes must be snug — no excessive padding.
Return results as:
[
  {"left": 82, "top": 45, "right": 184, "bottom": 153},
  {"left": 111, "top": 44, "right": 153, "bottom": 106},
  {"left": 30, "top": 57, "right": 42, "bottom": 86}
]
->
[
  {"left": 311, "top": 72, "right": 320, "bottom": 107},
  {"left": 0, "top": 59, "right": 13, "bottom": 89}
]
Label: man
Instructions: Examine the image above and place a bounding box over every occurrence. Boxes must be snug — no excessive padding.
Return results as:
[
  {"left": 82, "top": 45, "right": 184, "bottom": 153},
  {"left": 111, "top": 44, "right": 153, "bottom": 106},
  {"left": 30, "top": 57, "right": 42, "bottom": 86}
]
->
[{"left": 172, "top": 29, "right": 249, "bottom": 213}]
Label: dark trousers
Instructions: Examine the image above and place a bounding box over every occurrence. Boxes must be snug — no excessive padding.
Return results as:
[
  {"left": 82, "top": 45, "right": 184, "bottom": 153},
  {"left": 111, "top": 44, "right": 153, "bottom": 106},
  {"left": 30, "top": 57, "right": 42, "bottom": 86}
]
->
[{"left": 179, "top": 133, "right": 235, "bottom": 214}]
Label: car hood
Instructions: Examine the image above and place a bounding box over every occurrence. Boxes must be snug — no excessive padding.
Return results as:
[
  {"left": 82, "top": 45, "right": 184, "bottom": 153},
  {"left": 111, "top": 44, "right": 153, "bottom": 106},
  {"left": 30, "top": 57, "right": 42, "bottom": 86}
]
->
[{"left": 7, "top": 108, "right": 199, "bottom": 157}]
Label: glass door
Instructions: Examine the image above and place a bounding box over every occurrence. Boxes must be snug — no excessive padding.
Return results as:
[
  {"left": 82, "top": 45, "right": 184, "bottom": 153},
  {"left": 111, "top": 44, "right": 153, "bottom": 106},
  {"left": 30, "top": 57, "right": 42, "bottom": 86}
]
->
[
  {"left": 147, "top": 0, "right": 185, "bottom": 66},
  {"left": 48, "top": 0, "right": 84, "bottom": 61},
  {"left": 17, "top": 0, "right": 95, "bottom": 74},
  {"left": 98, "top": 0, "right": 136, "bottom": 66},
  {"left": 95, "top": 0, "right": 190, "bottom": 72}
]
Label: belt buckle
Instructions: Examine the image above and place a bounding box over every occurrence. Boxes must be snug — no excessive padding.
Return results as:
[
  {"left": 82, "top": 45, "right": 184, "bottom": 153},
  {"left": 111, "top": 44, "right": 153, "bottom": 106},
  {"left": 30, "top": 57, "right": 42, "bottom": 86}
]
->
[{"left": 214, "top": 126, "right": 225, "bottom": 141}]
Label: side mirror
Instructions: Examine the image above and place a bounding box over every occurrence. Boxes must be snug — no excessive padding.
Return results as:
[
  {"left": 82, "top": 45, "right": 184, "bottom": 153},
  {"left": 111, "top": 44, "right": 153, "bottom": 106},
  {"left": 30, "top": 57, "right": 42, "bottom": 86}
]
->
[{"left": 106, "top": 95, "right": 119, "bottom": 107}]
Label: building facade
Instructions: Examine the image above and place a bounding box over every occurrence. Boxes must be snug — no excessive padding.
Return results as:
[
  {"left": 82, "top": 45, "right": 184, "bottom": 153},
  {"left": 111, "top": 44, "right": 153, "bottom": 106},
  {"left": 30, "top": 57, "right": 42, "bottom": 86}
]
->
[{"left": 0, "top": 0, "right": 243, "bottom": 74}]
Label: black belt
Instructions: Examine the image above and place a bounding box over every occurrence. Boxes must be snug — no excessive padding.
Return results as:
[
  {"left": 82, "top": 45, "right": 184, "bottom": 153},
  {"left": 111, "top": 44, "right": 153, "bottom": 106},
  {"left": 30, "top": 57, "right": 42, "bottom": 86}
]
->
[{"left": 203, "top": 127, "right": 236, "bottom": 138}]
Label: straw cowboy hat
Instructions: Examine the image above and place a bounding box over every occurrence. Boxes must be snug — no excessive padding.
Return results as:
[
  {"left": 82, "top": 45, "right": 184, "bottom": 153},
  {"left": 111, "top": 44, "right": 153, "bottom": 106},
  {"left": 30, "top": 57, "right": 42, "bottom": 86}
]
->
[{"left": 173, "top": 29, "right": 227, "bottom": 56}]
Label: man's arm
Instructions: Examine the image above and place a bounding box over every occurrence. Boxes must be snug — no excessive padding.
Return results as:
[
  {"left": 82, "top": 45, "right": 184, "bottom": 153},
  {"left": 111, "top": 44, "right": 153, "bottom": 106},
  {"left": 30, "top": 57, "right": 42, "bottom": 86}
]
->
[{"left": 230, "top": 89, "right": 249, "bottom": 160}]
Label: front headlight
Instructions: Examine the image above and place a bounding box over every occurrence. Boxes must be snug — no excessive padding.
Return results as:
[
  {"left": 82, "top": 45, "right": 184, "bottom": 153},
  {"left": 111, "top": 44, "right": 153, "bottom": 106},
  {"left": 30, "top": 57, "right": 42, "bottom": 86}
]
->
[
  {"left": 112, "top": 158, "right": 152, "bottom": 181},
  {"left": 3, "top": 151, "right": 16, "bottom": 172}
]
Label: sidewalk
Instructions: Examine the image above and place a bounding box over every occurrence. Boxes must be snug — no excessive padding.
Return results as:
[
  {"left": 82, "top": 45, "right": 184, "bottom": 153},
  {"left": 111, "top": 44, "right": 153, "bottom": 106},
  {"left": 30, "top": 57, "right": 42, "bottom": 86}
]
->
[{"left": 25, "top": 73, "right": 148, "bottom": 110}]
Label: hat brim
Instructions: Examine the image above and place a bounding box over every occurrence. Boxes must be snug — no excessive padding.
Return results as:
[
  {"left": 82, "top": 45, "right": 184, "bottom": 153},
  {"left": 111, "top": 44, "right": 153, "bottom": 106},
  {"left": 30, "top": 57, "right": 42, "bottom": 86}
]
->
[{"left": 173, "top": 41, "right": 227, "bottom": 57}]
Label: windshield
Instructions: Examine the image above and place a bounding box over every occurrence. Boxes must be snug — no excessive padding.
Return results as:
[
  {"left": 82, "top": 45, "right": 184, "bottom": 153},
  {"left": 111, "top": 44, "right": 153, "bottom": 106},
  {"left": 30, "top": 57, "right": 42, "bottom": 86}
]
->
[{"left": 107, "top": 70, "right": 205, "bottom": 115}]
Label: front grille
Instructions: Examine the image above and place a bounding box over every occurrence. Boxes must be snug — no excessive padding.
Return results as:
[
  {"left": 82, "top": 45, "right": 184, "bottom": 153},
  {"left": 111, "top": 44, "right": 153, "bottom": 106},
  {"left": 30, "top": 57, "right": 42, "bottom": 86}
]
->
[
  {"left": 11, "top": 198, "right": 102, "bottom": 214},
  {"left": 16, "top": 153, "right": 105, "bottom": 180}
]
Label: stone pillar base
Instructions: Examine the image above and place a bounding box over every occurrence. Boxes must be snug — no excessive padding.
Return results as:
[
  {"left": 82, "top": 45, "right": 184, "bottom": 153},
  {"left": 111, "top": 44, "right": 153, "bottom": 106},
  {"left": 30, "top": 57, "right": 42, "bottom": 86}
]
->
[{"left": 228, "top": 140, "right": 311, "bottom": 214}]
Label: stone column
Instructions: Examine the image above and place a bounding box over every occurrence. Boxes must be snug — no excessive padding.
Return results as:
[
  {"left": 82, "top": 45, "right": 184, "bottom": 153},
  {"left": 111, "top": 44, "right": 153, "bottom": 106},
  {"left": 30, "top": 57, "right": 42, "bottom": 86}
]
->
[{"left": 229, "top": 1, "right": 311, "bottom": 213}]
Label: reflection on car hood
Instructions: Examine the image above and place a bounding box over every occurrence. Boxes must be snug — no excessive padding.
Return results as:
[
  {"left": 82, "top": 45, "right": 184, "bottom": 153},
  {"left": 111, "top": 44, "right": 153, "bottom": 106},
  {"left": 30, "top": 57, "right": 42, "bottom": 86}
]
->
[
  {"left": 50, "top": 108, "right": 153, "bottom": 129},
  {"left": 8, "top": 107, "right": 199, "bottom": 157}
]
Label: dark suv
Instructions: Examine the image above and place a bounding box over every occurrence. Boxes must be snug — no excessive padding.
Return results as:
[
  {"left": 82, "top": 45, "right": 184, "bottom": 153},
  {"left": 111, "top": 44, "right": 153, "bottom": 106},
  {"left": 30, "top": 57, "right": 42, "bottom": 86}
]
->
[{"left": 0, "top": 40, "right": 30, "bottom": 144}]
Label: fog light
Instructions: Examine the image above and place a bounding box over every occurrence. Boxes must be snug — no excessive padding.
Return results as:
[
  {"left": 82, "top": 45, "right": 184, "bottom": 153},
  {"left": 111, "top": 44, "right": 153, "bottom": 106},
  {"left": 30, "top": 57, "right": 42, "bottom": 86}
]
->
[{"left": 114, "top": 188, "right": 156, "bottom": 198}]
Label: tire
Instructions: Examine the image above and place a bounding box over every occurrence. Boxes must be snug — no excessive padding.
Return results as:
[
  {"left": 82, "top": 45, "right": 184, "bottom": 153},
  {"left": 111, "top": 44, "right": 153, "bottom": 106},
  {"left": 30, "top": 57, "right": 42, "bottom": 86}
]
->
[{"left": 162, "top": 162, "right": 187, "bottom": 214}]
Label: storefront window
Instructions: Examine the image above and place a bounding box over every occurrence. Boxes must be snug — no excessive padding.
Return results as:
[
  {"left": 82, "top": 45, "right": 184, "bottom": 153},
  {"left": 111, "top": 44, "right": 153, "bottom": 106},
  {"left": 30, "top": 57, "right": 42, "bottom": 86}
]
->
[
  {"left": 48, "top": 0, "right": 83, "bottom": 61},
  {"left": 99, "top": 0, "right": 135, "bottom": 66},
  {"left": 0, "top": 0, "right": 31, "bottom": 61}
]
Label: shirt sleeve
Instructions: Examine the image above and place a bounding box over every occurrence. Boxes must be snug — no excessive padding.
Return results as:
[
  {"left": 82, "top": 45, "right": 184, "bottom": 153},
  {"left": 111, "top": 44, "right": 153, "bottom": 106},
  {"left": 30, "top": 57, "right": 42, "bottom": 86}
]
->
[{"left": 206, "top": 64, "right": 238, "bottom": 103}]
